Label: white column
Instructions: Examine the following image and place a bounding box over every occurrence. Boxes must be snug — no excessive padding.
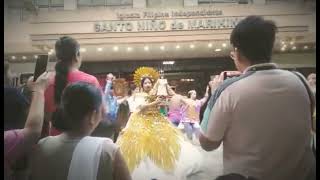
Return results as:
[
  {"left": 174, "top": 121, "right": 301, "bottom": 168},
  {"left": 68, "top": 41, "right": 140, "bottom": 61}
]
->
[
  {"left": 133, "top": 0, "right": 146, "bottom": 8},
  {"left": 184, "top": 0, "right": 198, "bottom": 7},
  {"left": 64, "top": 0, "right": 77, "bottom": 10}
]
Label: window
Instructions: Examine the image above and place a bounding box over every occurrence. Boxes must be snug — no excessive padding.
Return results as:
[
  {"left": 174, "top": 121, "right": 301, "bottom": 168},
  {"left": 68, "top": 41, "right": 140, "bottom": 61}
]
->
[
  {"left": 266, "top": 0, "right": 289, "bottom": 1},
  {"left": 78, "top": 0, "right": 105, "bottom": 6},
  {"left": 92, "top": 0, "right": 106, "bottom": 5},
  {"left": 266, "top": 0, "right": 296, "bottom": 5},
  {"left": 78, "top": 0, "right": 133, "bottom": 6},
  {"left": 36, "top": 0, "right": 49, "bottom": 7},
  {"left": 146, "top": 0, "right": 183, "bottom": 8},
  {"left": 198, "top": 0, "right": 237, "bottom": 4},
  {"left": 35, "top": 0, "right": 63, "bottom": 8},
  {"left": 6, "top": 0, "right": 24, "bottom": 8},
  {"left": 78, "top": 0, "right": 94, "bottom": 6},
  {"left": 107, "top": 0, "right": 133, "bottom": 6},
  {"left": 50, "top": 0, "right": 64, "bottom": 7}
]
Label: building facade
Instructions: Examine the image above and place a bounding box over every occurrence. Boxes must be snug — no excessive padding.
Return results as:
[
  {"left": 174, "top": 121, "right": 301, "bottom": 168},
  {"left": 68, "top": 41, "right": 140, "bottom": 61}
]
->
[{"left": 4, "top": 0, "right": 316, "bottom": 92}]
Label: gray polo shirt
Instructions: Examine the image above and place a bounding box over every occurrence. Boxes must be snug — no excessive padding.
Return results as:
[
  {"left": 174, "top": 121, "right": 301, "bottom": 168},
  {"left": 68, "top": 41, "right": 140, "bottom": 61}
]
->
[{"left": 203, "top": 63, "right": 315, "bottom": 180}]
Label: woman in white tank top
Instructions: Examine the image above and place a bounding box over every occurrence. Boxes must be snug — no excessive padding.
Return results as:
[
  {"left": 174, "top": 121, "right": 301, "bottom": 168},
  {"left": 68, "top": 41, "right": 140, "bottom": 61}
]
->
[{"left": 29, "top": 82, "right": 132, "bottom": 180}]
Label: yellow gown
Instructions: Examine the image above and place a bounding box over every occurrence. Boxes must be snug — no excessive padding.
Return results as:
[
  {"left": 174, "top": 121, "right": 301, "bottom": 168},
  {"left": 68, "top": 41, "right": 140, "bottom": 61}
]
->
[{"left": 116, "top": 93, "right": 182, "bottom": 173}]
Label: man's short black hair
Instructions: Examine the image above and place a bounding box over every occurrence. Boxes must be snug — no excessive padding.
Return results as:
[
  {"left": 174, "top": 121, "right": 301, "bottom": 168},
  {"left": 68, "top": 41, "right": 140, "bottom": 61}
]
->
[
  {"left": 230, "top": 15, "right": 277, "bottom": 64},
  {"left": 215, "top": 173, "right": 257, "bottom": 180}
]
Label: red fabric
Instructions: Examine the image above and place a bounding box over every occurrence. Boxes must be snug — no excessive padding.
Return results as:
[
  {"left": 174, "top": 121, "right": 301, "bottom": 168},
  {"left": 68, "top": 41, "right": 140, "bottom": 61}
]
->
[
  {"left": 95, "top": 75, "right": 107, "bottom": 91},
  {"left": 44, "top": 70, "right": 102, "bottom": 136},
  {"left": 50, "top": 126, "right": 61, "bottom": 136}
]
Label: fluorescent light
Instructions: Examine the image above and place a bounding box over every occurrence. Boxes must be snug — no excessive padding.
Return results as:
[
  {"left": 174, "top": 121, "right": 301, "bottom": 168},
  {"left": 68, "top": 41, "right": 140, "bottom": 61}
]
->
[
  {"left": 181, "top": 78, "right": 194, "bottom": 82},
  {"left": 34, "top": 55, "right": 38, "bottom": 59},
  {"left": 290, "top": 41, "right": 294, "bottom": 45},
  {"left": 160, "top": 46, "right": 165, "bottom": 51},
  {"left": 176, "top": 45, "right": 180, "bottom": 49},
  {"left": 304, "top": 46, "right": 308, "bottom": 49},
  {"left": 11, "top": 56, "right": 16, "bottom": 60},
  {"left": 80, "top": 48, "right": 86, "bottom": 52},
  {"left": 48, "top": 49, "right": 54, "bottom": 55},
  {"left": 215, "top": 48, "right": 222, "bottom": 52},
  {"left": 208, "top": 43, "right": 213, "bottom": 48},
  {"left": 127, "top": 47, "right": 132, "bottom": 52},
  {"left": 281, "top": 47, "right": 286, "bottom": 51},
  {"left": 281, "top": 41, "right": 285, "bottom": 45},
  {"left": 97, "top": 47, "right": 103, "bottom": 52},
  {"left": 144, "top": 46, "right": 149, "bottom": 51},
  {"left": 190, "top": 44, "right": 195, "bottom": 49},
  {"left": 22, "top": 56, "right": 27, "bottom": 60},
  {"left": 291, "top": 46, "right": 297, "bottom": 50},
  {"left": 113, "top": 46, "right": 119, "bottom": 51},
  {"left": 163, "top": 61, "right": 175, "bottom": 65},
  {"left": 222, "top": 43, "right": 227, "bottom": 48}
]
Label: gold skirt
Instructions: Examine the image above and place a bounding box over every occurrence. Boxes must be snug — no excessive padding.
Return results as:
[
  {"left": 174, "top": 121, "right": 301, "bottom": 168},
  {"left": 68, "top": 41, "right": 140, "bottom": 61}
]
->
[{"left": 116, "top": 111, "right": 182, "bottom": 173}]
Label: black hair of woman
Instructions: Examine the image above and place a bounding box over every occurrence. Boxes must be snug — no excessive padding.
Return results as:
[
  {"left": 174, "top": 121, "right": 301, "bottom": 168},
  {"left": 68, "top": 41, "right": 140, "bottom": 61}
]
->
[
  {"left": 140, "top": 77, "right": 154, "bottom": 93},
  {"left": 140, "top": 77, "right": 153, "bottom": 88},
  {"left": 54, "top": 36, "right": 81, "bottom": 105},
  {"left": 52, "top": 82, "right": 102, "bottom": 131}
]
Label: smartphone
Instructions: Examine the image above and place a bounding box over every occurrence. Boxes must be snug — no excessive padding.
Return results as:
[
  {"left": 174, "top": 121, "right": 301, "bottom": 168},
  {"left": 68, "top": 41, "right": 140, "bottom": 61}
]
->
[
  {"left": 33, "top": 55, "right": 48, "bottom": 81},
  {"left": 223, "top": 71, "right": 241, "bottom": 80}
]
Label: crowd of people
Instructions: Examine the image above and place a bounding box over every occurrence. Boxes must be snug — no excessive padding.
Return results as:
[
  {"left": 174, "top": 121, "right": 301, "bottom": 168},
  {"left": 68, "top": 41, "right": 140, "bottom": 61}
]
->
[{"left": 4, "top": 15, "right": 316, "bottom": 180}]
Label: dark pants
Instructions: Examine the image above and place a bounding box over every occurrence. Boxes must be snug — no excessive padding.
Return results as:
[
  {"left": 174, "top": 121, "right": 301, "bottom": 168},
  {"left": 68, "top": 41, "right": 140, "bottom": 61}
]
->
[
  {"left": 91, "top": 120, "right": 115, "bottom": 138},
  {"left": 305, "top": 163, "right": 316, "bottom": 180}
]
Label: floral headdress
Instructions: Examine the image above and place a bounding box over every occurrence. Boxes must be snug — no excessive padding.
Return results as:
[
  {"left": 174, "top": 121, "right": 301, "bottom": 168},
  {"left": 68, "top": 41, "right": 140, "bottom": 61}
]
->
[{"left": 133, "top": 67, "right": 159, "bottom": 87}]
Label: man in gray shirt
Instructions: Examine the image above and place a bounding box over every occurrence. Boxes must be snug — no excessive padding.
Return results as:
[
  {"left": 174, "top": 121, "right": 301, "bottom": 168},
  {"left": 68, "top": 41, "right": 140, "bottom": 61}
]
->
[{"left": 199, "top": 16, "right": 315, "bottom": 180}]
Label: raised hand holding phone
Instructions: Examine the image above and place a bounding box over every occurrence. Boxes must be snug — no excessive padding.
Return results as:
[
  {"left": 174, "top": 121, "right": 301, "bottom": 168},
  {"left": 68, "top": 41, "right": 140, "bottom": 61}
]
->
[
  {"left": 27, "top": 71, "right": 52, "bottom": 93},
  {"left": 209, "top": 74, "right": 223, "bottom": 92},
  {"left": 33, "top": 55, "right": 48, "bottom": 82},
  {"left": 223, "top": 71, "right": 242, "bottom": 80}
]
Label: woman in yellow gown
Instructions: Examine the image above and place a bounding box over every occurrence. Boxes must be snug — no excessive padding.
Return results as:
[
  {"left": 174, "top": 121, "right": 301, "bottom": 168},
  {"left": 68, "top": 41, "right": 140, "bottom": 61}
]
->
[{"left": 117, "top": 67, "right": 203, "bottom": 180}]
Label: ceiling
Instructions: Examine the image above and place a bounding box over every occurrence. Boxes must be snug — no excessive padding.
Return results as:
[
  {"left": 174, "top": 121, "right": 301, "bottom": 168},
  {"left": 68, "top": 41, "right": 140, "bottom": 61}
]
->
[{"left": 5, "top": 37, "right": 316, "bottom": 63}]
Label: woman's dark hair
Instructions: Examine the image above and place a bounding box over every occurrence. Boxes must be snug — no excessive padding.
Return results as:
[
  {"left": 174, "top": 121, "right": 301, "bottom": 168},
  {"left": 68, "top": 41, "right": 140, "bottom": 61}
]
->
[
  {"left": 128, "top": 83, "right": 136, "bottom": 96},
  {"left": 52, "top": 82, "right": 102, "bottom": 131},
  {"left": 230, "top": 15, "right": 277, "bottom": 64},
  {"left": 187, "top": 90, "right": 196, "bottom": 99},
  {"left": 54, "top": 36, "right": 80, "bottom": 105},
  {"left": 140, "top": 77, "right": 153, "bottom": 88}
]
